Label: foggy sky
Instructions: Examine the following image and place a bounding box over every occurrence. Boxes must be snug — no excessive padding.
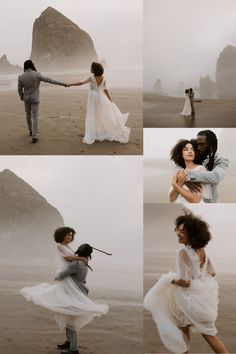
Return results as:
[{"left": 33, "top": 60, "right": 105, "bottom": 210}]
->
[
  {"left": 0, "top": 156, "right": 142, "bottom": 266},
  {"left": 0, "top": 0, "right": 142, "bottom": 69},
  {"left": 144, "top": 0, "right": 236, "bottom": 92}
]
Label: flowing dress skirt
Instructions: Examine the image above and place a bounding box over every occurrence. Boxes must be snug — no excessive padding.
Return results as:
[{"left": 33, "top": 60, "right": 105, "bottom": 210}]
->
[
  {"left": 143, "top": 272, "right": 219, "bottom": 353},
  {"left": 21, "top": 277, "right": 108, "bottom": 331},
  {"left": 82, "top": 90, "right": 130, "bottom": 144}
]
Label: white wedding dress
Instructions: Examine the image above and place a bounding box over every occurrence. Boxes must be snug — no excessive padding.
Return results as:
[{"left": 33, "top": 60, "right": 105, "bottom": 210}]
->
[
  {"left": 169, "top": 165, "right": 212, "bottom": 203},
  {"left": 143, "top": 246, "right": 219, "bottom": 353},
  {"left": 179, "top": 94, "right": 191, "bottom": 116},
  {"left": 82, "top": 75, "right": 130, "bottom": 144},
  {"left": 21, "top": 244, "right": 108, "bottom": 331}
]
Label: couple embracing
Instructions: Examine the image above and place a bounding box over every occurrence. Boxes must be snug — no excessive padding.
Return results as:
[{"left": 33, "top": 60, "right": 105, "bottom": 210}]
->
[
  {"left": 169, "top": 130, "right": 229, "bottom": 203},
  {"left": 18, "top": 60, "right": 130, "bottom": 144},
  {"left": 21, "top": 227, "right": 110, "bottom": 354}
]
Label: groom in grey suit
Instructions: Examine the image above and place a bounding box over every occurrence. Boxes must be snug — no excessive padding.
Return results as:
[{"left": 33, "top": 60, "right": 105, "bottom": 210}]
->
[
  {"left": 55, "top": 244, "right": 93, "bottom": 354},
  {"left": 186, "top": 130, "right": 229, "bottom": 202},
  {"left": 18, "top": 60, "right": 66, "bottom": 143}
]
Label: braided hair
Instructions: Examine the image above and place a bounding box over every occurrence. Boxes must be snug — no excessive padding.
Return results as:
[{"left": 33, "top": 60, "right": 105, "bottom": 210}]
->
[{"left": 197, "top": 130, "right": 218, "bottom": 171}]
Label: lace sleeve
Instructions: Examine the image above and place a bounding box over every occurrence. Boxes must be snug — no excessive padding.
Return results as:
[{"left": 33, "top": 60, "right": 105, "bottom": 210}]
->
[
  {"left": 207, "top": 257, "right": 216, "bottom": 276},
  {"left": 177, "top": 249, "right": 192, "bottom": 281}
]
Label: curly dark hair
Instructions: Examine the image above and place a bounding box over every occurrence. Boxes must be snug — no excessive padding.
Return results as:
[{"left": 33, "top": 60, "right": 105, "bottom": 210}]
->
[
  {"left": 91, "top": 62, "right": 104, "bottom": 76},
  {"left": 175, "top": 211, "right": 212, "bottom": 249},
  {"left": 75, "top": 243, "right": 93, "bottom": 259},
  {"left": 170, "top": 139, "right": 201, "bottom": 168},
  {"left": 54, "top": 227, "right": 76, "bottom": 243},
  {"left": 197, "top": 130, "right": 218, "bottom": 171}
]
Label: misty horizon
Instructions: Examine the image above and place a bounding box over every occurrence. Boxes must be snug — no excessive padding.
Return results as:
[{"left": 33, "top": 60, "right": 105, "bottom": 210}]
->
[{"left": 144, "top": 0, "right": 236, "bottom": 93}]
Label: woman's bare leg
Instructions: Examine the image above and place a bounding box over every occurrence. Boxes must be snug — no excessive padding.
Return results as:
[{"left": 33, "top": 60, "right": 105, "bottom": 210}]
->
[
  {"left": 180, "top": 327, "right": 190, "bottom": 354},
  {"left": 201, "top": 334, "right": 228, "bottom": 353}
]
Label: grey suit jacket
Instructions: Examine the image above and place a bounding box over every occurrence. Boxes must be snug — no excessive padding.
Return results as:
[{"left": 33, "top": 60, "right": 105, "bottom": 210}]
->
[
  {"left": 56, "top": 260, "right": 89, "bottom": 295},
  {"left": 187, "top": 154, "right": 229, "bottom": 202},
  {"left": 18, "top": 69, "right": 64, "bottom": 103}
]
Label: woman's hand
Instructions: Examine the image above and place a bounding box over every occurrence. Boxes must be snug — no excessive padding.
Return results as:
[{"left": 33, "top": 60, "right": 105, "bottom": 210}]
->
[{"left": 176, "top": 169, "right": 189, "bottom": 186}]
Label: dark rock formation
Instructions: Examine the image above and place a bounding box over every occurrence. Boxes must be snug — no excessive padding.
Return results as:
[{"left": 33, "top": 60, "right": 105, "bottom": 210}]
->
[
  {"left": 216, "top": 45, "right": 236, "bottom": 98},
  {"left": 153, "top": 79, "right": 163, "bottom": 94},
  {"left": 0, "top": 54, "right": 22, "bottom": 74},
  {"left": 30, "top": 7, "right": 97, "bottom": 71},
  {"left": 199, "top": 75, "right": 217, "bottom": 99},
  {"left": 0, "top": 169, "right": 64, "bottom": 259}
]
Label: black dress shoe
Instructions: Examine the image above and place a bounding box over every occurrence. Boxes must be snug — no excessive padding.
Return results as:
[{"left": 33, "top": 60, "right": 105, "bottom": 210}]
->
[
  {"left": 32, "top": 137, "right": 39, "bottom": 143},
  {"left": 57, "top": 340, "right": 70, "bottom": 349},
  {"left": 61, "top": 350, "right": 79, "bottom": 354}
]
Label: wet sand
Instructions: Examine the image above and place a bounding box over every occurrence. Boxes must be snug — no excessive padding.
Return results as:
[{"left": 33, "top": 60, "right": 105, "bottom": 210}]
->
[
  {"left": 144, "top": 93, "right": 236, "bottom": 127},
  {"left": 0, "top": 87, "right": 142, "bottom": 155},
  {"left": 0, "top": 263, "right": 143, "bottom": 354}
]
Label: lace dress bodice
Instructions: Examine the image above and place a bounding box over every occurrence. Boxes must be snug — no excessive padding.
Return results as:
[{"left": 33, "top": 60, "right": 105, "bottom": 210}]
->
[
  {"left": 89, "top": 75, "right": 107, "bottom": 91},
  {"left": 56, "top": 244, "right": 75, "bottom": 270},
  {"left": 176, "top": 245, "right": 215, "bottom": 281}
]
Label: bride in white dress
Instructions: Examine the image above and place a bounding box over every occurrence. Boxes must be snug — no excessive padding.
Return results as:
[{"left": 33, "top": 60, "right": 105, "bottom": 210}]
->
[
  {"left": 179, "top": 89, "right": 191, "bottom": 116},
  {"left": 21, "top": 227, "right": 108, "bottom": 334},
  {"left": 143, "top": 212, "right": 228, "bottom": 354},
  {"left": 169, "top": 139, "right": 212, "bottom": 203},
  {"left": 67, "top": 62, "right": 130, "bottom": 144}
]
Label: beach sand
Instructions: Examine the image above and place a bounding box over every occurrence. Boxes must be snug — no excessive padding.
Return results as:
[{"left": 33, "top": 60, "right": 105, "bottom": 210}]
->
[
  {"left": 0, "top": 263, "right": 143, "bottom": 354},
  {"left": 0, "top": 87, "right": 142, "bottom": 155},
  {"left": 144, "top": 94, "right": 236, "bottom": 128}
]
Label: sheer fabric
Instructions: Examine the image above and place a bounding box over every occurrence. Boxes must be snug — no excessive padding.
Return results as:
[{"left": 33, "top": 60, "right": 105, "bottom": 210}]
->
[
  {"left": 21, "top": 244, "right": 108, "bottom": 332},
  {"left": 180, "top": 94, "right": 191, "bottom": 116},
  {"left": 82, "top": 75, "right": 130, "bottom": 144},
  {"left": 143, "top": 246, "right": 219, "bottom": 353}
]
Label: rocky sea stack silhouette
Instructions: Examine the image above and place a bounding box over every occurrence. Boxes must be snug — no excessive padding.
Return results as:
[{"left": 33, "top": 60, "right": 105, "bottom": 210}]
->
[
  {"left": 0, "top": 54, "right": 22, "bottom": 74},
  {"left": 216, "top": 45, "right": 236, "bottom": 99},
  {"left": 0, "top": 169, "right": 64, "bottom": 259},
  {"left": 30, "top": 7, "right": 97, "bottom": 71}
]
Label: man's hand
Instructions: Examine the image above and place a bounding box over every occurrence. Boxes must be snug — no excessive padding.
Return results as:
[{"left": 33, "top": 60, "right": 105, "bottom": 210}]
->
[{"left": 185, "top": 181, "right": 202, "bottom": 194}]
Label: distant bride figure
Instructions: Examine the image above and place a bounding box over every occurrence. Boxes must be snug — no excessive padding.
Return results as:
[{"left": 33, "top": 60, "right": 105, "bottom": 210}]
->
[
  {"left": 144, "top": 211, "right": 228, "bottom": 354},
  {"left": 179, "top": 89, "right": 191, "bottom": 116},
  {"left": 67, "top": 62, "right": 130, "bottom": 144}
]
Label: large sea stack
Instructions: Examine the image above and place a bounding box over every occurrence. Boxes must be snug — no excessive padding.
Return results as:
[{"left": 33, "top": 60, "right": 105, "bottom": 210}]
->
[
  {"left": 30, "top": 7, "right": 97, "bottom": 71},
  {"left": 0, "top": 169, "right": 64, "bottom": 259},
  {"left": 216, "top": 45, "right": 236, "bottom": 99},
  {"left": 0, "top": 54, "right": 22, "bottom": 74}
]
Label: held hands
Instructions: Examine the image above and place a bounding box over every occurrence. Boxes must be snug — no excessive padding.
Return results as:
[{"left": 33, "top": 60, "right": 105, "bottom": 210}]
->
[{"left": 64, "top": 83, "right": 71, "bottom": 88}]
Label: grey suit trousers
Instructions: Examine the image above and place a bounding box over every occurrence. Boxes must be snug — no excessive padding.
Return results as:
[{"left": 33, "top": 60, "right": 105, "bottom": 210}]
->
[
  {"left": 66, "top": 327, "right": 77, "bottom": 351},
  {"left": 24, "top": 102, "right": 39, "bottom": 137}
]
